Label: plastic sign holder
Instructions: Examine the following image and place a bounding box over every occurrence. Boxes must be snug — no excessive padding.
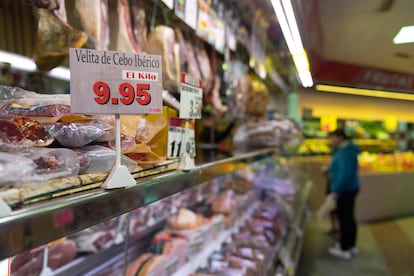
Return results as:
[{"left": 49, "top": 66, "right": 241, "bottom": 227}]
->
[
  {"left": 70, "top": 48, "right": 162, "bottom": 189},
  {"left": 178, "top": 73, "right": 203, "bottom": 171}
]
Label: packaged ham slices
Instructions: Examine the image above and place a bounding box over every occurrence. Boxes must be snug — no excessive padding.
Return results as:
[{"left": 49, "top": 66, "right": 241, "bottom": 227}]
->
[
  {"left": 0, "top": 152, "right": 37, "bottom": 186},
  {"left": 0, "top": 93, "right": 71, "bottom": 120},
  {"left": 17, "top": 148, "right": 80, "bottom": 182},
  {"left": 47, "top": 120, "right": 113, "bottom": 148},
  {"left": 0, "top": 117, "right": 54, "bottom": 152},
  {"left": 73, "top": 145, "right": 140, "bottom": 175},
  {"left": 10, "top": 239, "right": 77, "bottom": 276}
]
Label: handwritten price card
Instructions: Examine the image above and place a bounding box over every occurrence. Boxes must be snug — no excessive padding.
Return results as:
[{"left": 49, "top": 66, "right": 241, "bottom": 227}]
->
[
  {"left": 179, "top": 72, "right": 203, "bottom": 119},
  {"left": 70, "top": 48, "right": 162, "bottom": 114}
]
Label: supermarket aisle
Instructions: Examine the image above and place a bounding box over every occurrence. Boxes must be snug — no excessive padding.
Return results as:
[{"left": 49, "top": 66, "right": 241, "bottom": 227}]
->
[{"left": 296, "top": 216, "right": 414, "bottom": 276}]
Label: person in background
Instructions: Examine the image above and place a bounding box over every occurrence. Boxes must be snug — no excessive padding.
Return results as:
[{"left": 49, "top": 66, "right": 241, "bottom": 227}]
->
[{"left": 327, "top": 129, "right": 360, "bottom": 260}]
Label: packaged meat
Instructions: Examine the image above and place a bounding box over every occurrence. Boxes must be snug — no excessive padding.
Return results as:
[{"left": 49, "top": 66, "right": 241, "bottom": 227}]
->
[
  {"left": 0, "top": 85, "right": 37, "bottom": 101},
  {"left": 167, "top": 208, "right": 204, "bottom": 230},
  {"left": 212, "top": 190, "right": 236, "bottom": 215},
  {"left": 0, "top": 152, "right": 37, "bottom": 186},
  {"left": 129, "top": 206, "right": 149, "bottom": 239},
  {"left": 70, "top": 217, "right": 119, "bottom": 253},
  {"left": 18, "top": 148, "right": 80, "bottom": 181},
  {"left": 147, "top": 25, "right": 181, "bottom": 93},
  {"left": 148, "top": 236, "right": 189, "bottom": 274},
  {"left": 126, "top": 253, "right": 167, "bottom": 276},
  {"left": 33, "top": 4, "right": 87, "bottom": 71},
  {"left": 13, "top": 117, "right": 54, "bottom": 147},
  {"left": 10, "top": 239, "right": 77, "bottom": 276},
  {"left": 75, "top": 0, "right": 109, "bottom": 50},
  {"left": 47, "top": 120, "right": 112, "bottom": 148},
  {"left": 73, "top": 145, "right": 140, "bottom": 175},
  {"left": 0, "top": 93, "right": 71, "bottom": 118}
]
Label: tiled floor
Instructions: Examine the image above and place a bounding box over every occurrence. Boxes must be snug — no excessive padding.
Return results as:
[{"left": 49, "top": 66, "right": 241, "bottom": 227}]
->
[{"left": 296, "top": 216, "right": 414, "bottom": 276}]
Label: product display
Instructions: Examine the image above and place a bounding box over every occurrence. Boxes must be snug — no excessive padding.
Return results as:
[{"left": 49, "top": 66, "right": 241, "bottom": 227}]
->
[{"left": 0, "top": 1, "right": 310, "bottom": 276}]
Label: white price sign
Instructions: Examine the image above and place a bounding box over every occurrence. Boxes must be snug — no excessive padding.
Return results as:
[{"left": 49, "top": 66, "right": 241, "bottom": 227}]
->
[
  {"left": 70, "top": 48, "right": 163, "bottom": 114},
  {"left": 179, "top": 73, "right": 203, "bottom": 119},
  {"left": 184, "top": 0, "right": 198, "bottom": 30},
  {"left": 162, "top": 0, "right": 174, "bottom": 9},
  {"left": 168, "top": 117, "right": 195, "bottom": 158}
]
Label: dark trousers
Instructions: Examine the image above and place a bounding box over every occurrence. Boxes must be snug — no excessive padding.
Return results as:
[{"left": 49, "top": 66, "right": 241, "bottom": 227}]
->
[{"left": 336, "top": 190, "right": 358, "bottom": 250}]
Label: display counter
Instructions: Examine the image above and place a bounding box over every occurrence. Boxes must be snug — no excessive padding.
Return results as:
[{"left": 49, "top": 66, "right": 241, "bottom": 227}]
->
[
  {"left": 287, "top": 156, "right": 414, "bottom": 222},
  {"left": 0, "top": 149, "right": 275, "bottom": 259}
]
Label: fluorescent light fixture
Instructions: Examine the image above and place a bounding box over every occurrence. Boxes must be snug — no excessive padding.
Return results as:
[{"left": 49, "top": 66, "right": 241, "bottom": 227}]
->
[
  {"left": 271, "top": 0, "right": 313, "bottom": 87},
  {"left": 46, "top": 67, "right": 71, "bottom": 81},
  {"left": 0, "top": 50, "right": 36, "bottom": 71},
  {"left": 393, "top": 25, "right": 414, "bottom": 44},
  {"left": 315, "top": 84, "right": 414, "bottom": 101},
  {"left": 0, "top": 50, "right": 70, "bottom": 81}
]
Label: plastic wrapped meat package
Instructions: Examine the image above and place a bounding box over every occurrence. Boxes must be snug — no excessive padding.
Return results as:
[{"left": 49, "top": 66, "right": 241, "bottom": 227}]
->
[
  {"left": 10, "top": 239, "right": 77, "bottom": 276},
  {"left": 73, "top": 145, "right": 140, "bottom": 175},
  {"left": 0, "top": 117, "right": 54, "bottom": 152},
  {"left": 70, "top": 217, "right": 119, "bottom": 253},
  {"left": 0, "top": 92, "right": 71, "bottom": 120},
  {"left": 0, "top": 152, "right": 38, "bottom": 186},
  {"left": 17, "top": 148, "right": 80, "bottom": 182},
  {"left": 47, "top": 120, "right": 113, "bottom": 147},
  {"left": 129, "top": 206, "right": 150, "bottom": 239},
  {"left": 115, "top": 115, "right": 167, "bottom": 167}
]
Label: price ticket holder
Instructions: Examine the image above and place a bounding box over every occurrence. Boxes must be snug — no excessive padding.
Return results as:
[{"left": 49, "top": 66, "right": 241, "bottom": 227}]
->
[
  {"left": 70, "top": 48, "right": 163, "bottom": 189},
  {"left": 178, "top": 73, "right": 203, "bottom": 171}
]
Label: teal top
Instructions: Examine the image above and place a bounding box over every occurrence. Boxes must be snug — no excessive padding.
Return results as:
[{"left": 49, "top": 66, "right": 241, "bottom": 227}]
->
[{"left": 329, "top": 140, "right": 360, "bottom": 194}]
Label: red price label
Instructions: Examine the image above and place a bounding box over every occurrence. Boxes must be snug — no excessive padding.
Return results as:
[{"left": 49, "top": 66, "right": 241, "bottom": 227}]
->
[{"left": 93, "top": 81, "right": 151, "bottom": 106}]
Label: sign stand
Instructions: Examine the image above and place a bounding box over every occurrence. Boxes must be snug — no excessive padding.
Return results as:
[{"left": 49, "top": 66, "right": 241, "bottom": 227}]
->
[
  {"left": 102, "top": 114, "right": 136, "bottom": 189},
  {"left": 179, "top": 120, "right": 195, "bottom": 171},
  {"left": 39, "top": 247, "right": 52, "bottom": 276}
]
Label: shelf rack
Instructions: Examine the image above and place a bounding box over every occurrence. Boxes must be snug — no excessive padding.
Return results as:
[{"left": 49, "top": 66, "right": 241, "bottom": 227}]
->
[{"left": 0, "top": 149, "right": 275, "bottom": 259}]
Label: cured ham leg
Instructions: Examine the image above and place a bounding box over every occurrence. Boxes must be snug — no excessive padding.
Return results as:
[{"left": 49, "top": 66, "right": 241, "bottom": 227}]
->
[
  {"left": 33, "top": 1, "right": 87, "bottom": 71},
  {"left": 130, "top": 0, "right": 148, "bottom": 53},
  {"left": 75, "top": 0, "right": 109, "bottom": 50},
  {"left": 147, "top": 25, "right": 181, "bottom": 93},
  {"left": 109, "top": 0, "right": 141, "bottom": 53}
]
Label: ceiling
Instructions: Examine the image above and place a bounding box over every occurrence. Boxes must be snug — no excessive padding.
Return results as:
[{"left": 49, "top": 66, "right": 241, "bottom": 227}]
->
[{"left": 317, "top": 0, "right": 414, "bottom": 75}]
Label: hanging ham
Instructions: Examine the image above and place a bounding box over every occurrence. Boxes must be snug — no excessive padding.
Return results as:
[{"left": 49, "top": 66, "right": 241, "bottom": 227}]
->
[
  {"left": 147, "top": 25, "right": 181, "bottom": 93},
  {"left": 75, "top": 0, "right": 110, "bottom": 50},
  {"left": 33, "top": 0, "right": 87, "bottom": 71}
]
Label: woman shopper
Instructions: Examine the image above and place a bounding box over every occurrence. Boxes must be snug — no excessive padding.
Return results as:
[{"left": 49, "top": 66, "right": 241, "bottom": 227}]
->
[{"left": 327, "top": 129, "right": 360, "bottom": 260}]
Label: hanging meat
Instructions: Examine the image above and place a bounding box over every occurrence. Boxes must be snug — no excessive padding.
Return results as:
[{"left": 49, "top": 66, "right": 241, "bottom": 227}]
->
[
  {"left": 33, "top": 0, "right": 87, "bottom": 71},
  {"left": 175, "top": 28, "right": 201, "bottom": 80},
  {"left": 108, "top": 0, "right": 141, "bottom": 53},
  {"left": 130, "top": 0, "right": 148, "bottom": 53},
  {"left": 147, "top": 25, "right": 181, "bottom": 93},
  {"left": 75, "top": 0, "right": 110, "bottom": 50},
  {"left": 194, "top": 41, "right": 214, "bottom": 95}
]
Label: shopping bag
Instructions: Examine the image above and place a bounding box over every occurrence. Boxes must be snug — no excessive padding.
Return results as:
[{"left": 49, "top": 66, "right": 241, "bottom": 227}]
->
[{"left": 316, "top": 193, "right": 337, "bottom": 220}]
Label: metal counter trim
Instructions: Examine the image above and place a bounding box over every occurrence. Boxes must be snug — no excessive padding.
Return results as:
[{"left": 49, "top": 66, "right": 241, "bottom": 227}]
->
[{"left": 0, "top": 149, "right": 274, "bottom": 259}]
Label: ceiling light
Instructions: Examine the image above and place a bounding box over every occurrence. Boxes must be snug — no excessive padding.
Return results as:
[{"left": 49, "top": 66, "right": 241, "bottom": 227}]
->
[
  {"left": 0, "top": 50, "right": 36, "bottom": 71},
  {"left": 271, "top": 0, "right": 313, "bottom": 87},
  {"left": 315, "top": 84, "right": 414, "bottom": 101},
  {"left": 393, "top": 25, "right": 414, "bottom": 44},
  {"left": 0, "top": 50, "right": 70, "bottom": 81}
]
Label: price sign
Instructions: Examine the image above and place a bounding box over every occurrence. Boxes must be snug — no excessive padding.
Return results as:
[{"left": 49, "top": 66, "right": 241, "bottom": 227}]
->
[
  {"left": 180, "top": 73, "right": 203, "bottom": 119},
  {"left": 162, "top": 0, "right": 174, "bottom": 9},
  {"left": 184, "top": 0, "right": 198, "bottom": 29},
  {"left": 175, "top": 0, "right": 186, "bottom": 19},
  {"left": 168, "top": 117, "right": 195, "bottom": 158},
  {"left": 70, "top": 48, "right": 162, "bottom": 114}
]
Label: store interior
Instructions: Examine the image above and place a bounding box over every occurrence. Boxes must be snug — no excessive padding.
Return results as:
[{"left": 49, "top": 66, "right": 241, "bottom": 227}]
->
[{"left": 0, "top": 0, "right": 414, "bottom": 275}]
